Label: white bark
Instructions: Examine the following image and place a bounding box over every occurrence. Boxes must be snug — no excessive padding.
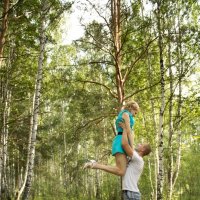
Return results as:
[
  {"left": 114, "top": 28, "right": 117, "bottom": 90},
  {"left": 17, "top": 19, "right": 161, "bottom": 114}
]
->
[
  {"left": 0, "top": 89, "right": 11, "bottom": 198},
  {"left": 0, "top": 40, "right": 12, "bottom": 198},
  {"left": 19, "top": 5, "right": 46, "bottom": 199},
  {"left": 16, "top": 109, "right": 33, "bottom": 200},
  {"left": 172, "top": 12, "right": 183, "bottom": 191},
  {"left": 156, "top": 2, "right": 165, "bottom": 199},
  {"left": 148, "top": 158, "right": 155, "bottom": 199},
  {"left": 0, "top": 0, "right": 10, "bottom": 197},
  {"left": 148, "top": 69, "right": 159, "bottom": 200},
  {"left": 62, "top": 102, "right": 68, "bottom": 193},
  {"left": 146, "top": 40, "right": 159, "bottom": 200},
  {"left": 143, "top": 4, "right": 159, "bottom": 197},
  {"left": 167, "top": 25, "right": 174, "bottom": 200}
]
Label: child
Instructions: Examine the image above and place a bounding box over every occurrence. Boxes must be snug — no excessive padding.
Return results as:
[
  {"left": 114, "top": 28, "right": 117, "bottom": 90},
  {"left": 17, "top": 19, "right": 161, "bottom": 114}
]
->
[{"left": 84, "top": 101, "right": 139, "bottom": 176}]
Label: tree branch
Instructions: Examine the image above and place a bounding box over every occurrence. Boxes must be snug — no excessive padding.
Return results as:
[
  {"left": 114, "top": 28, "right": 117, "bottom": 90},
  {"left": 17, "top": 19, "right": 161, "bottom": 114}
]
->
[
  {"left": 124, "top": 79, "right": 161, "bottom": 100},
  {"left": 77, "top": 79, "right": 118, "bottom": 99},
  {"left": 123, "top": 36, "right": 158, "bottom": 84},
  {"left": 0, "top": 0, "right": 23, "bottom": 20},
  {"left": 74, "top": 113, "right": 116, "bottom": 133},
  {"left": 83, "top": 29, "right": 114, "bottom": 57},
  {"left": 48, "top": 60, "right": 114, "bottom": 69},
  {"left": 85, "top": 0, "right": 114, "bottom": 42}
]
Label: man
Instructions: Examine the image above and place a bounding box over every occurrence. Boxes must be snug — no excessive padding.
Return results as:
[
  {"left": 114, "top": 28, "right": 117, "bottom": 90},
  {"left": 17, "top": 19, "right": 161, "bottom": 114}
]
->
[
  {"left": 83, "top": 122, "right": 151, "bottom": 200},
  {"left": 121, "top": 122, "right": 151, "bottom": 200}
]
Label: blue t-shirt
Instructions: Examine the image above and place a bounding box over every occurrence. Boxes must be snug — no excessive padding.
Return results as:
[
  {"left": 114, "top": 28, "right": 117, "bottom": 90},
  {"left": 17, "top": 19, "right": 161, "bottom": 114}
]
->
[{"left": 115, "top": 110, "right": 135, "bottom": 133}]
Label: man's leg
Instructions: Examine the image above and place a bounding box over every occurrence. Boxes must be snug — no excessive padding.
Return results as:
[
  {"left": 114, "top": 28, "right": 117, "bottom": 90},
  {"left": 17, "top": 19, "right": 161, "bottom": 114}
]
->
[
  {"left": 123, "top": 190, "right": 130, "bottom": 200},
  {"left": 123, "top": 191, "right": 141, "bottom": 200}
]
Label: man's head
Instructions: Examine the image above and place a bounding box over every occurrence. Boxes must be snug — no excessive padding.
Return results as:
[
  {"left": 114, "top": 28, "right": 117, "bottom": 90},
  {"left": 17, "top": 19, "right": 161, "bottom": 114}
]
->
[{"left": 136, "top": 143, "right": 151, "bottom": 157}]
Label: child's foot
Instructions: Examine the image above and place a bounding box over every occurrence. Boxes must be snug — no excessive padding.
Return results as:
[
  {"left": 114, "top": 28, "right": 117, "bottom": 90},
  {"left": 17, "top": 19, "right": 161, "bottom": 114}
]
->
[{"left": 83, "top": 160, "right": 97, "bottom": 169}]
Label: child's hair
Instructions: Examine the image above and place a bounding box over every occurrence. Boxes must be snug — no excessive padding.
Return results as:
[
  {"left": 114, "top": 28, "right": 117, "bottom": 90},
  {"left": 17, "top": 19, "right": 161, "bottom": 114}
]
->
[{"left": 124, "top": 100, "right": 139, "bottom": 111}]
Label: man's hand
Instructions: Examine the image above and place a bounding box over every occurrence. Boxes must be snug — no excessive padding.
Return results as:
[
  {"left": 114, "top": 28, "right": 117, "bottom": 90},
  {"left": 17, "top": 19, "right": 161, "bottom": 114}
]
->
[
  {"left": 119, "top": 121, "right": 134, "bottom": 158},
  {"left": 118, "top": 122, "right": 126, "bottom": 130}
]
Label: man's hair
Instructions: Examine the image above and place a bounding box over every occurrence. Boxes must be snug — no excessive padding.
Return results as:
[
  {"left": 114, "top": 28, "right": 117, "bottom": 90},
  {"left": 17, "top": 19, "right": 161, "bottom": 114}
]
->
[{"left": 143, "top": 144, "right": 152, "bottom": 156}]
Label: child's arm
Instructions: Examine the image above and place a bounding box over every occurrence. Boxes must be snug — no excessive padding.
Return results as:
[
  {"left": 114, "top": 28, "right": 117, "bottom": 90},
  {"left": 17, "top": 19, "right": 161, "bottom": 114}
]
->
[
  {"left": 122, "top": 112, "right": 134, "bottom": 149},
  {"left": 119, "top": 122, "right": 134, "bottom": 157}
]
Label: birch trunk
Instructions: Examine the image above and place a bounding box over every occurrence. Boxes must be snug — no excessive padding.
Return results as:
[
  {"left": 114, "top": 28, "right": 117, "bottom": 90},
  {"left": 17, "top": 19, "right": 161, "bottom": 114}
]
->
[
  {"left": 142, "top": 2, "right": 159, "bottom": 196},
  {"left": 0, "top": 36, "right": 12, "bottom": 200},
  {"left": 156, "top": 2, "right": 165, "bottom": 199},
  {"left": 20, "top": 5, "right": 46, "bottom": 199},
  {"left": 172, "top": 12, "right": 183, "bottom": 191},
  {"left": 0, "top": 88, "right": 11, "bottom": 199},
  {"left": 0, "top": 1, "right": 10, "bottom": 196},
  {"left": 15, "top": 108, "right": 33, "bottom": 200},
  {"left": 62, "top": 102, "right": 68, "bottom": 195},
  {"left": 95, "top": 149, "right": 100, "bottom": 200},
  {"left": 144, "top": 11, "right": 159, "bottom": 197},
  {"left": 147, "top": 53, "right": 159, "bottom": 200},
  {"left": 167, "top": 31, "right": 174, "bottom": 200},
  {"left": 141, "top": 110, "right": 155, "bottom": 200},
  {"left": 148, "top": 158, "right": 154, "bottom": 200}
]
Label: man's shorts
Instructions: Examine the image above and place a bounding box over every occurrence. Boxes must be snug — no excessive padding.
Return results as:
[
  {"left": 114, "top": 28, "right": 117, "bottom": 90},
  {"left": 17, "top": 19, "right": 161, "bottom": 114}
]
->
[{"left": 123, "top": 190, "right": 141, "bottom": 200}]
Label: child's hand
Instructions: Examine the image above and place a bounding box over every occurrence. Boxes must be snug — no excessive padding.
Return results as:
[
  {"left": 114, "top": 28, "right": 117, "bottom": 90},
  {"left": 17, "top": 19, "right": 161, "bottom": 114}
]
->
[{"left": 118, "top": 122, "right": 126, "bottom": 129}]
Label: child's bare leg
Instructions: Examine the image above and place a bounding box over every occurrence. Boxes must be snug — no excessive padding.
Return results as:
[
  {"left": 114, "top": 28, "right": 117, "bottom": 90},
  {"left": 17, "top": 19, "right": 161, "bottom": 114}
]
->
[
  {"left": 121, "top": 124, "right": 134, "bottom": 158},
  {"left": 92, "top": 153, "right": 127, "bottom": 176}
]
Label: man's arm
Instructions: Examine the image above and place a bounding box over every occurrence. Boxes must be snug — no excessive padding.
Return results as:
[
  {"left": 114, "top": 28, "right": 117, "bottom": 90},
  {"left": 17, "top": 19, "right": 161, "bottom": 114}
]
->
[{"left": 119, "top": 122, "right": 134, "bottom": 158}]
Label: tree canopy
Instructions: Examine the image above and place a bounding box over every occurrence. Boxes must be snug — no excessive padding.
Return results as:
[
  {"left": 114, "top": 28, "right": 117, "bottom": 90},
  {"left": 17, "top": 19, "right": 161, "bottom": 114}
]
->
[{"left": 0, "top": 0, "right": 199, "bottom": 199}]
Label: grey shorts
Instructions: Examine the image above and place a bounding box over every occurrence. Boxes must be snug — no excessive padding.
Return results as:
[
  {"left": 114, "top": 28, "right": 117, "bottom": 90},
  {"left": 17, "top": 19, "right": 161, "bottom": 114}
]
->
[{"left": 123, "top": 190, "right": 141, "bottom": 200}]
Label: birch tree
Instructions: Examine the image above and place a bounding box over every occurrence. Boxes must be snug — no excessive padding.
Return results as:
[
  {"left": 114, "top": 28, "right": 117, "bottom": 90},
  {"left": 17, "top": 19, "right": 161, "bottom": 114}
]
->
[
  {"left": 0, "top": 0, "right": 10, "bottom": 198},
  {"left": 20, "top": 2, "right": 47, "bottom": 199},
  {"left": 155, "top": 1, "right": 165, "bottom": 199},
  {"left": 171, "top": 5, "right": 183, "bottom": 193},
  {"left": 167, "top": 23, "right": 174, "bottom": 200}
]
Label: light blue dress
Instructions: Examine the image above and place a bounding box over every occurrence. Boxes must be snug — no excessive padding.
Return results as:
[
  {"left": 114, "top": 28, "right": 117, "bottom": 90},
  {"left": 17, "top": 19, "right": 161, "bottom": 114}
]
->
[{"left": 112, "top": 110, "right": 134, "bottom": 156}]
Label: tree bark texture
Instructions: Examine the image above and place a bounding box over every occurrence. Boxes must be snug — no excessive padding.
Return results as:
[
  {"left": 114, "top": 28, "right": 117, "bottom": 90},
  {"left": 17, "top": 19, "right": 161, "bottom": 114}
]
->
[
  {"left": 16, "top": 110, "right": 33, "bottom": 200},
  {"left": 0, "top": 0, "right": 10, "bottom": 194},
  {"left": 172, "top": 13, "right": 183, "bottom": 191},
  {"left": 156, "top": 2, "right": 165, "bottom": 200},
  {"left": 0, "top": 87, "right": 11, "bottom": 199},
  {"left": 111, "top": 0, "right": 124, "bottom": 106},
  {"left": 0, "top": 0, "right": 10, "bottom": 67},
  {"left": 21, "top": 5, "right": 46, "bottom": 199},
  {"left": 167, "top": 28, "right": 174, "bottom": 200}
]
